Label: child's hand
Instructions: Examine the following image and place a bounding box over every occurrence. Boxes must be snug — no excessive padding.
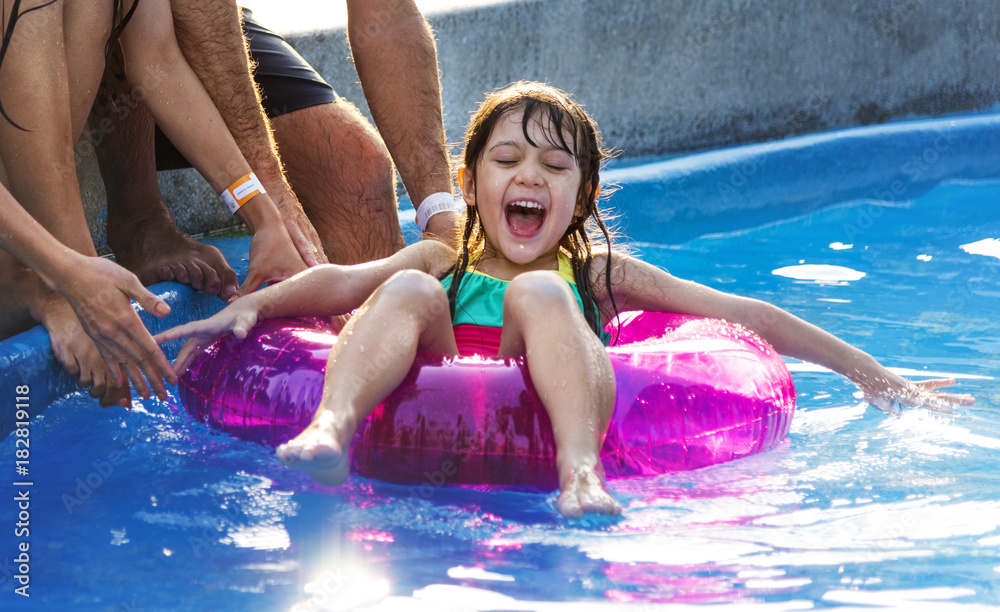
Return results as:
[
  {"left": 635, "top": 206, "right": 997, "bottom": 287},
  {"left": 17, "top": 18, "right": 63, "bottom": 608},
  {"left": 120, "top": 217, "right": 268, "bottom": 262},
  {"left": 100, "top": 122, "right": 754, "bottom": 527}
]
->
[
  {"left": 859, "top": 371, "right": 975, "bottom": 415},
  {"left": 154, "top": 298, "right": 261, "bottom": 376}
]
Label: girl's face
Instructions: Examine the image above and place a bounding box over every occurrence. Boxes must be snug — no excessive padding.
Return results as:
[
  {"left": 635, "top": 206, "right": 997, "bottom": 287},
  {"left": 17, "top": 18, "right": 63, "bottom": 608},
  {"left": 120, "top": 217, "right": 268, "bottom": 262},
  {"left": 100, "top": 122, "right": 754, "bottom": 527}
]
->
[{"left": 462, "top": 109, "right": 583, "bottom": 267}]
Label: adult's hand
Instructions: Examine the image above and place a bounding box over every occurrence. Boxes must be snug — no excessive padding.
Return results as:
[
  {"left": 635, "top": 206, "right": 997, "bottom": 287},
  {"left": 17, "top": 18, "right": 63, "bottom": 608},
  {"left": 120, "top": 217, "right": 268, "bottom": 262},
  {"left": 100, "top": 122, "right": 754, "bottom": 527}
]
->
[
  {"left": 0, "top": 179, "right": 175, "bottom": 402},
  {"left": 272, "top": 191, "right": 329, "bottom": 267},
  {"left": 236, "top": 222, "right": 310, "bottom": 297},
  {"left": 50, "top": 254, "right": 178, "bottom": 400}
]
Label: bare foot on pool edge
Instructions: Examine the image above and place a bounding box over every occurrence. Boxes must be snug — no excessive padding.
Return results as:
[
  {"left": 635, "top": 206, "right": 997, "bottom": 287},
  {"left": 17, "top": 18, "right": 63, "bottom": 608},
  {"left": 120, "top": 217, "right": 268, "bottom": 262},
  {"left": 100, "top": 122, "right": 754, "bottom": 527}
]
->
[
  {"left": 276, "top": 411, "right": 352, "bottom": 486},
  {"left": 557, "top": 466, "right": 622, "bottom": 518},
  {"left": 108, "top": 205, "right": 238, "bottom": 299}
]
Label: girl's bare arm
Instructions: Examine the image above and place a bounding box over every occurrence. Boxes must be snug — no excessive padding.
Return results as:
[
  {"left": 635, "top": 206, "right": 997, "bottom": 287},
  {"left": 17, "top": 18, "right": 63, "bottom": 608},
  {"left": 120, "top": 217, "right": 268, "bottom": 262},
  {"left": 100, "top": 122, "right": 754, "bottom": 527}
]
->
[
  {"left": 597, "top": 253, "right": 974, "bottom": 412},
  {"left": 156, "top": 240, "right": 455, "bottom": 373}
]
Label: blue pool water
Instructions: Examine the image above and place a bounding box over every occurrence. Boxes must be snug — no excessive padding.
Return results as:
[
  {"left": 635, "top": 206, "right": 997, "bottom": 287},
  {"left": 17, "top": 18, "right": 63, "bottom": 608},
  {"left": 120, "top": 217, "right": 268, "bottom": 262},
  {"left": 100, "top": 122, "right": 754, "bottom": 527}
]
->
[{"left": 2, "top": 115, "right": 1000, "bottom": 610}]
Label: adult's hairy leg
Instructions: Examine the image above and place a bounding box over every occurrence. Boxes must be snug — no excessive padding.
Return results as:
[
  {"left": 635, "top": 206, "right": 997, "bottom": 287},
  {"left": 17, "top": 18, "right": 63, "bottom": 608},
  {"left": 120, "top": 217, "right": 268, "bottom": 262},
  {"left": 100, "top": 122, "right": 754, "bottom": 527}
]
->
[{"left": 270, "top": 101, "right": 403, "bottom": 265}]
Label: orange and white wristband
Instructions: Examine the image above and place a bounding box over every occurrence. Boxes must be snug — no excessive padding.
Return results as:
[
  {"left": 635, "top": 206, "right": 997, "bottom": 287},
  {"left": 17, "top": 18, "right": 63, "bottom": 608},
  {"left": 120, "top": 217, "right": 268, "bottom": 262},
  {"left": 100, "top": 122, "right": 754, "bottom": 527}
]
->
[{"left": 220, "top": 172, "right": 266, "bottom": 214}]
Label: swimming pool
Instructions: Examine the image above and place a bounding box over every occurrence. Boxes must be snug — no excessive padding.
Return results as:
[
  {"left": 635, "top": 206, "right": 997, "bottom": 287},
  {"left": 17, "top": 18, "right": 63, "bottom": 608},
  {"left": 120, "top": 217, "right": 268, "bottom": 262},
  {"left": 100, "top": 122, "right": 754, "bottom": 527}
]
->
[{"left": 2, "top": 114, "right": 999, "bottom": 610}]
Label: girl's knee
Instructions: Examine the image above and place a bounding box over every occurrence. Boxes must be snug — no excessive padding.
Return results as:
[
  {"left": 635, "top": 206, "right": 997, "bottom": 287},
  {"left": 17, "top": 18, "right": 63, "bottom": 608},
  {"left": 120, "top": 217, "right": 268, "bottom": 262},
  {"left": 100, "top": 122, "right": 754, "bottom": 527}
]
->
[
  {"left": 505, "top": 271, "right": 577, "bottom": 317},
  {"left": 379, "top": 270, "right": 448, "bottom": 312}
]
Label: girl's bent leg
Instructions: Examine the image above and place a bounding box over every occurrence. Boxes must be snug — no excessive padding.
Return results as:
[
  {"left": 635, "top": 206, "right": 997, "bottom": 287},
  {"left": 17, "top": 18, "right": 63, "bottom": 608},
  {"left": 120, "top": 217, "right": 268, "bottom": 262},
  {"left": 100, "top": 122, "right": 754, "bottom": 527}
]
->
[
  {"left": 499, "top": 271, "right": 620, "bottom": 518},
  {"left": 276, "top": 270, "right": 457, "bottom": 485}
]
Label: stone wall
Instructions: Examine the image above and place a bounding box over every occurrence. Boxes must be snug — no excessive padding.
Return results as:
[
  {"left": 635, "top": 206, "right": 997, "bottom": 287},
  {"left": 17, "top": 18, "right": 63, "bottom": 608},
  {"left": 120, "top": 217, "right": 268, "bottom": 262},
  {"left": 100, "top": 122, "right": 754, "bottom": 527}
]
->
[{"left": 80, "top": 0, "right": 1000, "bottom": 249}]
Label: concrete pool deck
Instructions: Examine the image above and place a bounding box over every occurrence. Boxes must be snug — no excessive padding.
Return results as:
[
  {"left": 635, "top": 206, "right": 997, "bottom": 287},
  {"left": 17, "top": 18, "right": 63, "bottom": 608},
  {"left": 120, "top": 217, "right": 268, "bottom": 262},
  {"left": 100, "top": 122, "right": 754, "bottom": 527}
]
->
[{"left": 74, "top": 0, "right": 1000, "bottom": 252}]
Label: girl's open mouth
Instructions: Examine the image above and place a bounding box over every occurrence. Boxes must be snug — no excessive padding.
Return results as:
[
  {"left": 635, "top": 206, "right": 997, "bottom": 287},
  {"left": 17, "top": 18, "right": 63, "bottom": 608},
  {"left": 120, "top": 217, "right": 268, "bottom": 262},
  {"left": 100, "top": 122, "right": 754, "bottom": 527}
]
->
[{"left": 505, "top": 200, "right": 547, "bottom": 236}]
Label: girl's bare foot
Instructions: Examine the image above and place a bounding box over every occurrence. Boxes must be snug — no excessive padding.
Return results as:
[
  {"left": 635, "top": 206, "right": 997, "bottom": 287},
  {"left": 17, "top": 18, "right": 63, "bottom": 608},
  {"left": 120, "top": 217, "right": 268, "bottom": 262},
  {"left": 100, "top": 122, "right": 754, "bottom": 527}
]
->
[
  {"left": 107, "top": 205, "right": 238, "bottom": 299},
  {"left": 276, "top": 411, "right": 352, "bottom": 486},
  {"left": 556, "top": 465, "right": 622, "bottom": 518}
]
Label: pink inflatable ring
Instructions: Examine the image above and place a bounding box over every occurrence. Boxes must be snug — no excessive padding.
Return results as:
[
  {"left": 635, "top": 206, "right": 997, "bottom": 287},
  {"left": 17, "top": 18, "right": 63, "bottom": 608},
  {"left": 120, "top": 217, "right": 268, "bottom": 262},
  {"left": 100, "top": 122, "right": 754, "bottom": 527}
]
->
[{"left": 178, "top": 311, "right": 795, "bottom": 488}]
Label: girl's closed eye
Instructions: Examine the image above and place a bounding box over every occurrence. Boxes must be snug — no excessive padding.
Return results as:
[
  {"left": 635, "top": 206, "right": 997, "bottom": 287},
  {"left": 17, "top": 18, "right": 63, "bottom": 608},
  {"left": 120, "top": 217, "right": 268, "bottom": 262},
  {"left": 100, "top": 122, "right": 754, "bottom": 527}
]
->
[
  {"left": 543, "top": 153, "right": 574, "bottom": 172},
  {"left": 489, "top": 149, "right": 520, "bottom": 166}
]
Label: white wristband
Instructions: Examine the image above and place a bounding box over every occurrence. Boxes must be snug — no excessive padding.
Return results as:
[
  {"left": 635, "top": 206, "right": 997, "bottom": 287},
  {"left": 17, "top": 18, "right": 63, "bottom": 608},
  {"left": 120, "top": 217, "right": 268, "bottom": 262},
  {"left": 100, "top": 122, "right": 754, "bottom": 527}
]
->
[{"left": 416, "top": 192, "right": 460, "bottom": 232}]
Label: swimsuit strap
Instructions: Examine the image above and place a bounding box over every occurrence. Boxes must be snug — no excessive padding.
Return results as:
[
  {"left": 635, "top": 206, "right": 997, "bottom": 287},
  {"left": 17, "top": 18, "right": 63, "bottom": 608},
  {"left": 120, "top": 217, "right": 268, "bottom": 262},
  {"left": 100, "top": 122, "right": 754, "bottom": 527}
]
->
[
  {"left": 444, "top": 252, "right": 609, "bottom": 347},
  {"left": 463, "top": 252, "right": 578, "bottom": 283},
  {"left": 555, "top": 252, "right": 578, "bottom": 285}
]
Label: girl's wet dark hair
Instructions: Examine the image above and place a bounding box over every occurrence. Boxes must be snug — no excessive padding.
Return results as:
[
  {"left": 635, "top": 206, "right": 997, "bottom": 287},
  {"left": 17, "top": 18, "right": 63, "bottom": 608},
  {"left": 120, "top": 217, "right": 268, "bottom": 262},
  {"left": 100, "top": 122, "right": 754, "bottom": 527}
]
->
[
  {"left": 0, "top": 0, "right": 139, "bottom": 130},
  {"left": 446, "top": 81, "right": 621, "bottom": 341}
]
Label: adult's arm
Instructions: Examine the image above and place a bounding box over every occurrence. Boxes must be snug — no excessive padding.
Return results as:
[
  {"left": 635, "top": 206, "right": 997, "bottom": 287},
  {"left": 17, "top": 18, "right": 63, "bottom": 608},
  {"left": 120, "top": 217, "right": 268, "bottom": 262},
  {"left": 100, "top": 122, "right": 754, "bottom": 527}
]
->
[
  {"left": 346, "top": 0, "right": 459, "bottom": 241},
  {"left": 119, "top": 0, "right": 309, "bottom": 295},
  {"left": 168, "top": 0, "right": 326, "bottom": 265},
  {"left": 0, "top": 0, "right": 174, "bottom": 399},
  {"left": 0, "top": 184, "right": 176, "bottom": 398}
]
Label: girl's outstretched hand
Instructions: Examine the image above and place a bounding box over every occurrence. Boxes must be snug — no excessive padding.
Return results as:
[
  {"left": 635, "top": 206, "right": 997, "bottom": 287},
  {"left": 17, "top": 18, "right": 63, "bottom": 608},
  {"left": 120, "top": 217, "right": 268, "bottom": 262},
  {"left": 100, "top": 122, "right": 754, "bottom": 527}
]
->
[
  {"left": 154, "top": 299, "right": 261, "bottom": 376},
  {"left": 859, "top": 372, "right": 975, "bottom": 415}
]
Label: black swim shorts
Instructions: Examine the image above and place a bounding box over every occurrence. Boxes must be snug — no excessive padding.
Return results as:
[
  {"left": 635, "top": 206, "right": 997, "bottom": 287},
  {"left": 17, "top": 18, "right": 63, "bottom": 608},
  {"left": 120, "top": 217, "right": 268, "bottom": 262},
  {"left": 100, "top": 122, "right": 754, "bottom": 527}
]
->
[{"left": 155, "top": 7, "right": 338, "bottom": 170}]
